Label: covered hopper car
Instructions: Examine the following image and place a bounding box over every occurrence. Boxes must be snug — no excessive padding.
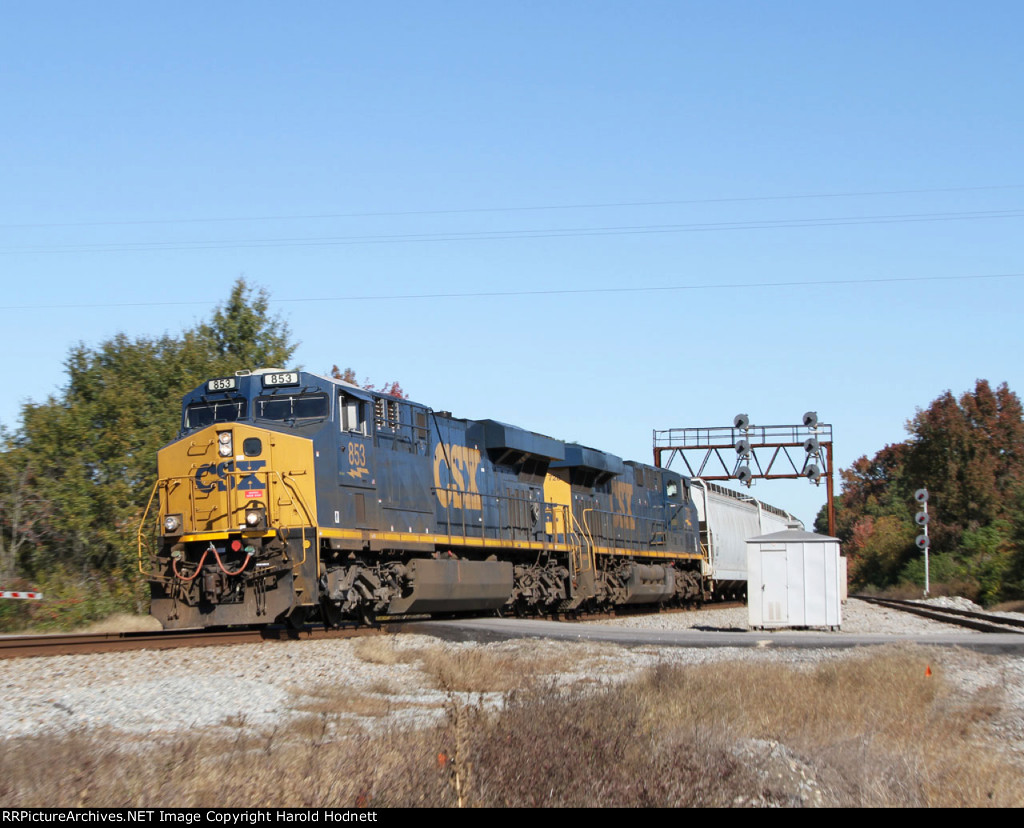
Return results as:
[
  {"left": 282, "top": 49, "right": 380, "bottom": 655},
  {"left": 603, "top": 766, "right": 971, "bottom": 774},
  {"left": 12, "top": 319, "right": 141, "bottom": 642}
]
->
[
  {"left": 139, "top": 369, "right": 706, "bottom": 628},
  {"left": 689, "top": 479, "right": 803, "bottom": 601}
]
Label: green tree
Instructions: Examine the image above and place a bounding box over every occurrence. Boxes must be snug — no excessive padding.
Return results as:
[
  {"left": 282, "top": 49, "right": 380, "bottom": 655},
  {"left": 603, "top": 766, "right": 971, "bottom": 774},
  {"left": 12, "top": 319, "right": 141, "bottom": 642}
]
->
[
  {"left": 198, "top": 279, "right": 295, "bottom": 373},
  {"left": 0, "top": 279, "right": 297, "bottom": 626},
  {"left": 0, "top": 430, "right": 50, "bottom": 582}
]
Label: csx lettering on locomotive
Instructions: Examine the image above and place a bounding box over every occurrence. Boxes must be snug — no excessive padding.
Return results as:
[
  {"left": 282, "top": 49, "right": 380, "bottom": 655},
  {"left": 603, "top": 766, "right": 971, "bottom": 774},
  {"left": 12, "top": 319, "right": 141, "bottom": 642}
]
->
[
  {"left": 432, "top": 442, "right": 483, "bottom": 510},
  {"left": 194, "top": 460, "right": 267, "bottom": 493}
]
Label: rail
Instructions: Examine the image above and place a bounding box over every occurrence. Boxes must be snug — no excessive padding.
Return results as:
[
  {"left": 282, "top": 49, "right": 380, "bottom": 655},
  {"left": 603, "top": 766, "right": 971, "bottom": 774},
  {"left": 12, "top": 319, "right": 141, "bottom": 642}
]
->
[
  {"left": 0, "top": 624, "right": 393, "bottom": 661},
  {"left": 855, "top": 595, "right": 1024, "bottom": 634}
]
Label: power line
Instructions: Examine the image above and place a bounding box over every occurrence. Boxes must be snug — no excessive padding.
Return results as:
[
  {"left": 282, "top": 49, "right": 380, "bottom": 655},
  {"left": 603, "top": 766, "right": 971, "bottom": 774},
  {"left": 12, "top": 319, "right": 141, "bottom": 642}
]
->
[
  {"left": 0, "top": 271, "right": 1019, "bottom": 312},
  {"left": 1, "top": 184, "right": 1022, "bottom": 230},
  {"left": 1, "top": 207, "right": 1022, "bottom": 255}
]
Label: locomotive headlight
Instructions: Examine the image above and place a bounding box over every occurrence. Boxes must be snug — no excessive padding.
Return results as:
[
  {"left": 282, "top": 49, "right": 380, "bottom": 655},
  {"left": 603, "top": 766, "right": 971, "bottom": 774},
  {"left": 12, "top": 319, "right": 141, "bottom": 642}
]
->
[
  {"left": 163, "top": 514, "right": 183, "bottom": 535},
  {"left": 244, "top": 506, "right": 266, "bottom": 529},
  {"left": 218, "top": 431, "right": 233, "bottom": 457}
]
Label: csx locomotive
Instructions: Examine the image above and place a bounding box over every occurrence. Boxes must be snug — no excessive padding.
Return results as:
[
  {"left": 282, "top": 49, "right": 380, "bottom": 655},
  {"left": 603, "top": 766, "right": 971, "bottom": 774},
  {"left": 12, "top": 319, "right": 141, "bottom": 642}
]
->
[{"left": 139, "top": 369, "right": 704, "bottom": 628}]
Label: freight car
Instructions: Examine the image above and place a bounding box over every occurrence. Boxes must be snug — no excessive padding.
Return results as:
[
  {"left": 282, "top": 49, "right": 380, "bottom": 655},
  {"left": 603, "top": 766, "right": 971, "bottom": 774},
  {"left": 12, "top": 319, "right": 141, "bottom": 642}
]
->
[
  {"left": 689, "top": 480, "right": 803, "bottom": 601},
  {"left": 139, "top": 369, "right": 705, "bottom": 628}
]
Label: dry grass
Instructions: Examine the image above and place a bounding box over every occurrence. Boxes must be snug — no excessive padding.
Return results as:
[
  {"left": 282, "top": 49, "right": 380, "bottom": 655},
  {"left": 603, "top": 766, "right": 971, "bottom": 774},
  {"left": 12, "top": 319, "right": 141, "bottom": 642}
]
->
[
  {"left": 18, "top": 612, "right": 164, "bottom": 635},
  {"left": 350, "top": 635, "right": 416, "bottom": 666},
  {"left": 75, "top": 613, "right": 164, "bottom": 634},
  {"left": 1, "top": 644, "right": 1021, "bottom": 807},
  {"left": 632, "top": 648, "right": 1023, "bottom": 807},
  {"left": 354, "top": 635, "right": 566, "bottom": 693}
]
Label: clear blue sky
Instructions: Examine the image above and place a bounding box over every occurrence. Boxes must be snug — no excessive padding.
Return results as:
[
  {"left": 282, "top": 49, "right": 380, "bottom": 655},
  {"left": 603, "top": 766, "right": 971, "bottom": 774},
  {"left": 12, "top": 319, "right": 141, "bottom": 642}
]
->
[{"left": 2, "top": 1, "right": 1022, "bottom": 526}]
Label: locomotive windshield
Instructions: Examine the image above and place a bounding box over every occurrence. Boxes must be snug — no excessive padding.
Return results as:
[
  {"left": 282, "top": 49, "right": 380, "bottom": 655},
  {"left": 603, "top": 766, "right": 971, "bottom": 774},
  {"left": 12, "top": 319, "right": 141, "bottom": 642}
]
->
[
  {"left": 185, "top": 398, "right": 247, "bottom": 429},
  {"left": 255, "top": 393, "right": 329, "bottom": 423}
]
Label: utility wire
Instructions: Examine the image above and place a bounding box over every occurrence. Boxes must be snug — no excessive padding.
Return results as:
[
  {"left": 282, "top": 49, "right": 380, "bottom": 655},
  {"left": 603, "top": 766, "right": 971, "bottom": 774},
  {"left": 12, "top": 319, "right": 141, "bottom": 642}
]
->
[
  {"left": 1, "top": 207, "right": 1022, "bottom": 255},
  {"left": 1, "top": 184, "right": 1022, "bottom": 230},
  {"left": 0, "top": 271, "right": 1019, "bottom": 311}
]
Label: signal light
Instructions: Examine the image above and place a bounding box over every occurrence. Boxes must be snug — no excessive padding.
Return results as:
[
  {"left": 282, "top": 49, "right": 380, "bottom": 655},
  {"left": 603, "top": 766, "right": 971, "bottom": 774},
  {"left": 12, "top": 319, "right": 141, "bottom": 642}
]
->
[
  {"left": 802, "top": 411, "right": 818, "bottom": 428},
  {"left": 915, "top": 488, "right": 929, "bottom": 503},
  {"left": 805, "top": 464, "right": 821, "bottom": 483},
  {"left": 733, "top": 413, "right": 750, "bottom": 430},
  {"left": 915, "top": 511, "right": 929, "bottom": 527},
  {"left": 916, "top": 534, "right": 929, "bottom": 550},
  {"left": 736, "top": 466, "right": 753, "bottom": 485},
  {"left": 803, "top": 436, "right": 819, "bottom": 453},
  {"left": 735, "top": 438, "right": 751, "bottom": 456}
]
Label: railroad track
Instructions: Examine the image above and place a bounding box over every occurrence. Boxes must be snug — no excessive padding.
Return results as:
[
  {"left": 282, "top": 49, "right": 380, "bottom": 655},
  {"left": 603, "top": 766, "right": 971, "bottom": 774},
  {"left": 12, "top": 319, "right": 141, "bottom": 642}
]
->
[
  {"left": 0, "top": 601, "right": 742, "bottom": 660},
  {"left": 855, "top": 595, "right": 1024, "bottom": 634},
  {"left": 0, "top": 622, "right": 393, "bottom": 660},
  {"left": 562, "top": 600, "right": 745, "bottom": 622}
]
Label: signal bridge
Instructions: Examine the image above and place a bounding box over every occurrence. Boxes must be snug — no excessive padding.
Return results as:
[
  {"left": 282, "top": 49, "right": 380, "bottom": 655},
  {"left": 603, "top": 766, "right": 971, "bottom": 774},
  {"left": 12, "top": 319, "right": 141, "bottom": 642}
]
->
[{"left": 653, "top": 413, "right": 835, "bottom": 537}]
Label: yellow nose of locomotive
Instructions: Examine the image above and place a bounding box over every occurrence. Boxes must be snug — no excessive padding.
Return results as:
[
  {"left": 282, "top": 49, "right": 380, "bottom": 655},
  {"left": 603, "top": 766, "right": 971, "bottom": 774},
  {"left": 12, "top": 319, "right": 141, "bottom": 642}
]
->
[
  {"left": 154, "top": 423, "right": 316, "bottom": 539},
  {"left": 140, "top": 421, "right": 320, "bottom": 628}
]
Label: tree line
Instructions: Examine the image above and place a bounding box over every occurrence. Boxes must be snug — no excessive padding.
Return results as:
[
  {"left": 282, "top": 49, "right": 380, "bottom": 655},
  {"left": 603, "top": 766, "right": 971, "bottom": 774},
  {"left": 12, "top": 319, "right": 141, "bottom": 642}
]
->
[
  {"left": 0, "top": 279, "right": 414, "bottom": 629},
  {"left": 815, "top": 379, "right": 1024, "bottom": 604},
  {"left": 3, "top": 283, "right": 1020, "bottom": 628},
  {"left": 0, "top": 280, "right": 296, "bottom": 628}
]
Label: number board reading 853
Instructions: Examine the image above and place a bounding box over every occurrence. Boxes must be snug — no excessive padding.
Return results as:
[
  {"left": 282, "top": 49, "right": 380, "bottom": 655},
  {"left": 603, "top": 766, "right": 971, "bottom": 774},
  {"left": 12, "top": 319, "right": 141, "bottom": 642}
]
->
[{"left": 262, "top": 372, "right": 299, "bottom": 387}]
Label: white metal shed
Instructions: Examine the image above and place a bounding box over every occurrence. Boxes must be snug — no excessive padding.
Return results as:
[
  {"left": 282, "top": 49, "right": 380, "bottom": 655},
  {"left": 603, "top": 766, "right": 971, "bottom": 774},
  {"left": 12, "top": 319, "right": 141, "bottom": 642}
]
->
[{"left": 746, "top": 528, "right": 843, "bottom": 629}]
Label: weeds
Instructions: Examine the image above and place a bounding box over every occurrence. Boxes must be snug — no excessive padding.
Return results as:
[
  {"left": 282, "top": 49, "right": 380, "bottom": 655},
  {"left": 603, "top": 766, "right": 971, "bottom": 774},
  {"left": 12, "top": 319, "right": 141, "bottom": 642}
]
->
[{"left": 1, "top": 644, "right": 1020, "bottom": 807}]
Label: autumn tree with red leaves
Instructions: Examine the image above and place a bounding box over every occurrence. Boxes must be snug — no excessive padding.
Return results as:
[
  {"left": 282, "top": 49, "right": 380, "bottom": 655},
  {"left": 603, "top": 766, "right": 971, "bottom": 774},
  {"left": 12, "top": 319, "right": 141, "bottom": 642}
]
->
[
  {"left": 330, "top": 365, "right": 408, "bottom": 399},
  {"left": 819, "top": 380, "right": 1024, "bottom": 602}
]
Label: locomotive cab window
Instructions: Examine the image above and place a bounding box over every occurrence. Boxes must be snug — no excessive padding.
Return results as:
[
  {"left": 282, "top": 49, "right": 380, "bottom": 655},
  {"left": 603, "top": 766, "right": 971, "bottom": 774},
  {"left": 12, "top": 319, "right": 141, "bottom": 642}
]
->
[
  {"left": 340, "top": 394, "right": 367, "bottom": 434},
  {"left": 255, "top": 393, "right": 328, "bottom": 423},
  {"left": 185, "top": 398, "right": 247, "bottom": 430}
]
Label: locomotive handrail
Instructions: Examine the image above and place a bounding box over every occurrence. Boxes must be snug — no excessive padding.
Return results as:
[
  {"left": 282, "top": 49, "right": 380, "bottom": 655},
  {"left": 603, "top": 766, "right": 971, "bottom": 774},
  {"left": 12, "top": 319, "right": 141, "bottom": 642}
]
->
[
  {"left": 437, "top": 488, "right": 570, "bottom": 547},
  {"left": 136, "top": 467, "right": 317, "bottom": 579},
  {"left": 277, "top": 470, "right": 316, "bottom": 572},
  {"left": 580, "top": 506, "right": 671, "bottom": 552},
  {"left": 576, "top": 508, "right": 597, "bottom": 575},
  {"left": 137, "top": 480, "right": 162, "bottom": 575}
]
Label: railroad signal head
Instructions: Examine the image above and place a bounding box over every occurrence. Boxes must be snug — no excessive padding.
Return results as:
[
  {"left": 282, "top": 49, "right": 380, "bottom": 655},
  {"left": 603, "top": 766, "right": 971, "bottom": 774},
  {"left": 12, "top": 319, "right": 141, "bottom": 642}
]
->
[
  {"left": 915, "top": 488, "right": 929, "bottom": 503},
  {"left": 802, "top": 411, "right": 818, "bottom": 428},
  {"left": 916, "top": 534, "right": 929, "bottom": 550},
  {"left": 735, "top": 438, "right": 751, "bottom": 456},
  {"left": 736, "top": 465, "right": 753, "bottom": 485},
  {"left": 915, "top": 510, "right": 929, "bottom": 527},
  {"left": 734, "top": 413, "right": 750, "bottom": 430},
  {"left": 805, "top": 464, "right": 821, "bottom": 483},
  {"left": 803, "top": 436, "right": 819, "bottom": 454}
]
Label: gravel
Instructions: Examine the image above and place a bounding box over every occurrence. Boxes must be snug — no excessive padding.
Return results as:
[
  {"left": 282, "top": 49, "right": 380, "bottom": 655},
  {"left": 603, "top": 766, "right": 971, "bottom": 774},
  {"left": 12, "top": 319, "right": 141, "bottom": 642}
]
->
[
  {"left": 591, "top": 596, "right": 987, "bottom": 634},
  {"left": 3, "top": 598, "right": 1024, "bottom": 745}
]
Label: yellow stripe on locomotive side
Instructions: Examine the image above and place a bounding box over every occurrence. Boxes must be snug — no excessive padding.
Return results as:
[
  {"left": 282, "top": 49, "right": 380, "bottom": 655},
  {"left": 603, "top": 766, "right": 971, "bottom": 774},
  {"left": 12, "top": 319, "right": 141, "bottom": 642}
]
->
[{"left": 317, "top": 527, "right": 703, "bottom": 560}]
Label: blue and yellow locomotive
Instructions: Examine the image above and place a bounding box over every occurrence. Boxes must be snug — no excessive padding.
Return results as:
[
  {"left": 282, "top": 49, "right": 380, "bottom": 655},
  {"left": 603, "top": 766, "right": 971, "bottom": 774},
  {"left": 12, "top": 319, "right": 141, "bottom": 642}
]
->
[{"left": 139, "top": 369, "right": 705, "bottom": 628}]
